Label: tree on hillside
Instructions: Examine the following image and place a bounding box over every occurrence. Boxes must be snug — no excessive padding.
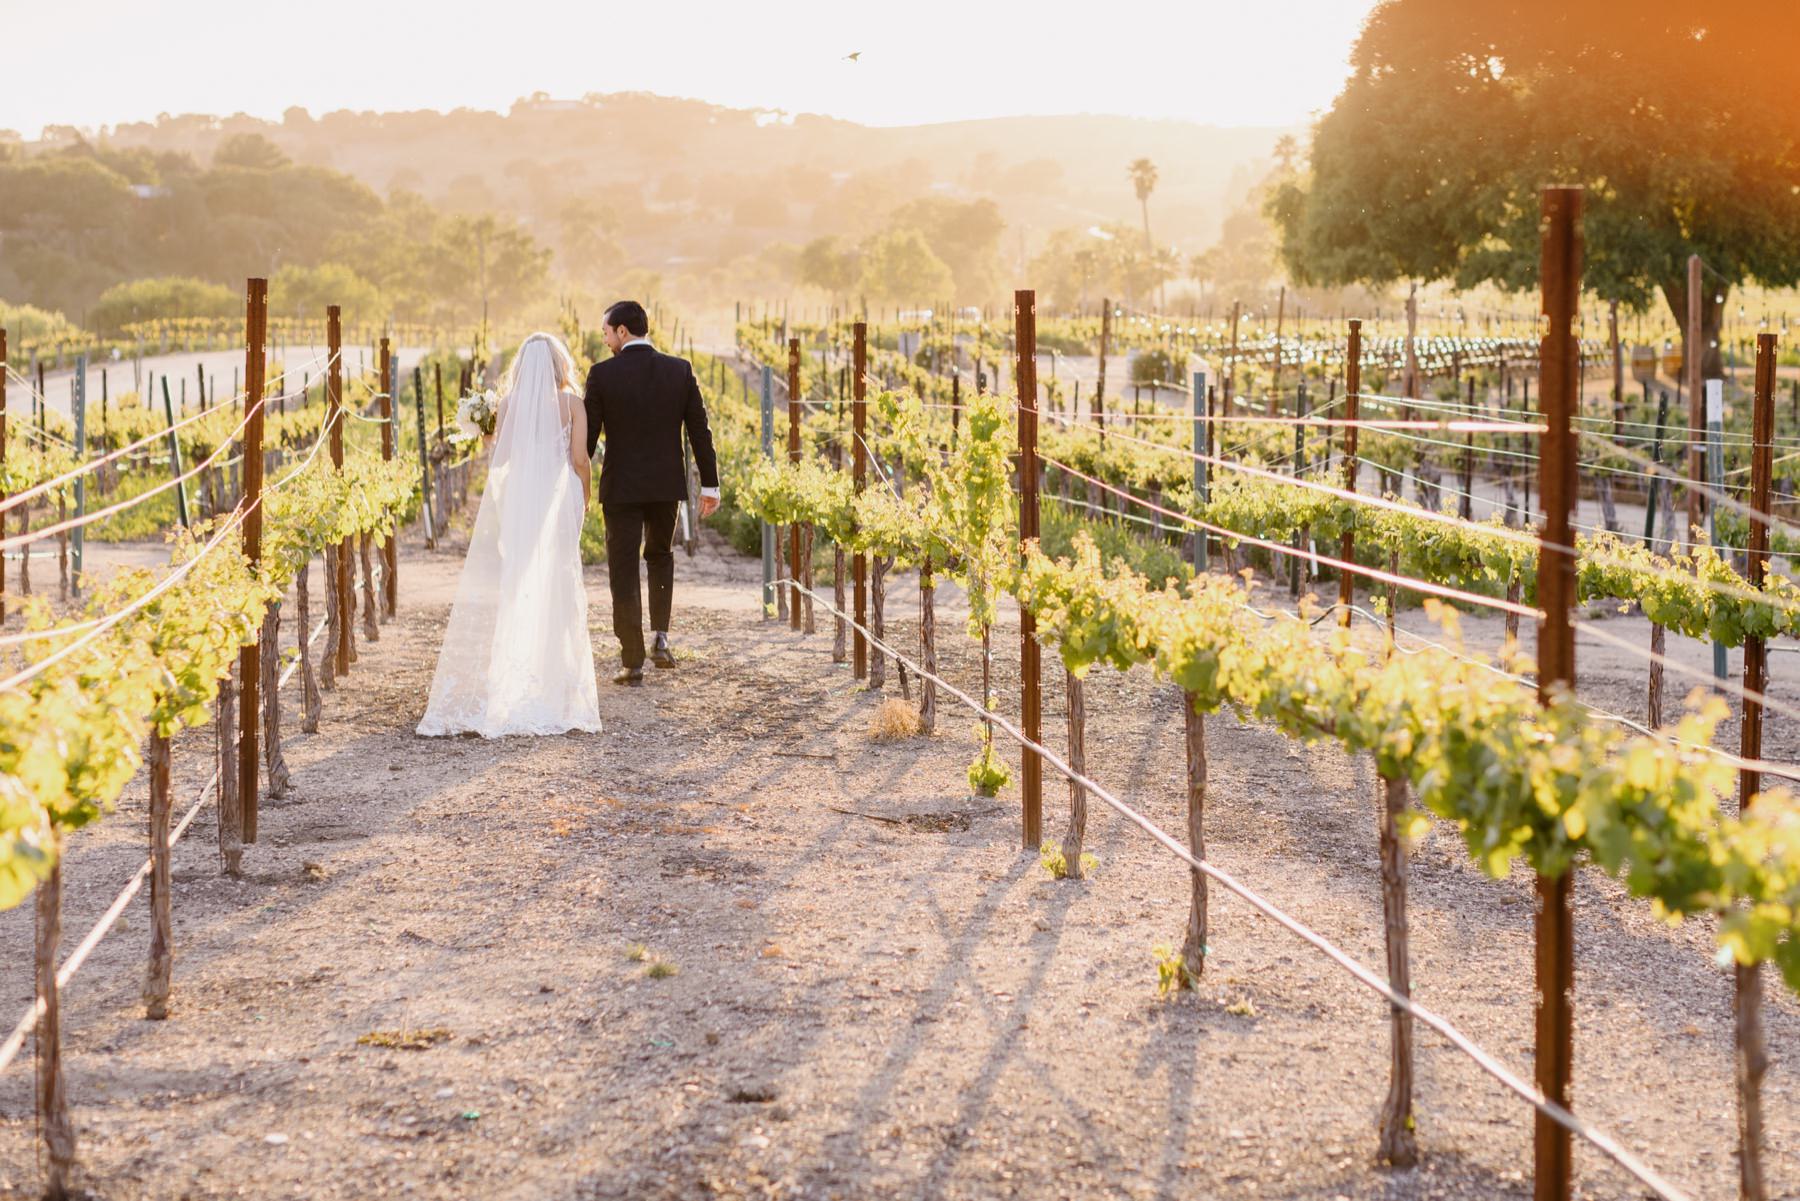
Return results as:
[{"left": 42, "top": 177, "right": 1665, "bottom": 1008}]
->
[
  {"left": 797, "top": 236, "right": 860, "bottom": 298},
  {"left": 88, "top": 277, "right": 239, "bottom": 337},
  {"left": 1128, "top": 158, "right": 1158, "bottom": 251},
  {"left": 556, "top": 198, "right": 626, "bottom": 288},
  {"left": 213, "top": 133, "right": 290, "bottom": 171},
  {"left": 1029, "top": 224, "right": 1177, "bottom": 311},
  {"left": 1129, "top": 159, "right": 1166, "bottom": 306},
  {"left": 435, "top": 214, "right": 551, "bottom": 327},
  {"left": 269, "top": 263, "right": 383, "bottom": 324},
  {"left": 1268, "top": 0, "right": 1800, "bottom": 375},
  {"left": 857, "top": 229, "right": 955, "bottom": 306},
  {"left": 888, "top": 197, "right": 1005, "bottom": 301}
]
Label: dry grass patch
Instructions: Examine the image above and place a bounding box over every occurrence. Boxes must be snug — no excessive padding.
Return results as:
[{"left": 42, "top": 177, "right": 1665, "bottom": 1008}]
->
[
  {"left": 357, "top": 1027, "right": 453, "bottom": 1050},
  {"left": 868, "top": 697, "right": 924, "bottom": 741}
]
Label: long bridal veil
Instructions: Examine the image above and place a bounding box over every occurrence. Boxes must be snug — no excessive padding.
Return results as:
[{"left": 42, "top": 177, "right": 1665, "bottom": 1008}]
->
[{"left": 418, "top": 334, "right": 601, "bottom": 737}]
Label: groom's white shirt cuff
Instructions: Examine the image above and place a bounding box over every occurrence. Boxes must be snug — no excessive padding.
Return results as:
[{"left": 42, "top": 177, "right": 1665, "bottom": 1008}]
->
[{"left": 702, "top": 487, "right": 719, "bottom": 498}]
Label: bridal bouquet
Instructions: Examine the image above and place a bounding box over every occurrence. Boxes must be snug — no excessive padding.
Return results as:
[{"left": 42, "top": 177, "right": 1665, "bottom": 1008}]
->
[{"left": 451, "top": 389, "right": 499, "bottom": 443}]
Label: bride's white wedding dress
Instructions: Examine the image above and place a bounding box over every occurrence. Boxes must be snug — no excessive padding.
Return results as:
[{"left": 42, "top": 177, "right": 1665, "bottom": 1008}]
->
[{"left": 418, "top": 338, "right": 602, "bottom": 737}]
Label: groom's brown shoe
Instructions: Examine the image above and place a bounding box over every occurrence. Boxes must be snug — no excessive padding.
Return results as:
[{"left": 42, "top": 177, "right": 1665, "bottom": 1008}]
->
[
  {"left": 613, "top": 666, "right": 645, "bottom": 686},
  {"left": 649, "top": 640, "right": 677, "bottom": 670}
]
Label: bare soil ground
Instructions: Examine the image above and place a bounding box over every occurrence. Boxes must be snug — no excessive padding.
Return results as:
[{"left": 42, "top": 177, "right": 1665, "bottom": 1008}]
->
[{"left": 1, "top": 522, "right": 1797, "bottom": 1201}]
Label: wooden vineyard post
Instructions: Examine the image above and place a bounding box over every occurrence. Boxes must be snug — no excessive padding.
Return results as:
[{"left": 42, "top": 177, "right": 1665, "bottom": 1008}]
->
[
  {"left": 1644, "top": 388, "right": 1671, "bottom": 726},
  {"left": 919, "top": 559, "right": 936, "bottom": 733},
  {"left": 161, "top": 377, "right": 190, "bottom": 529},
  {"left": 1179, "top": 694, "right": 1207, "bottom": 983},
  {"left": 380, "top": 338, "right": 396, "bottom": 619},
  {"left": 833, "top": 412, "right": 848, "bottom": 664},
  {"left": 1534, "top": 184, "right": 1581, "bottom": 1201},
  {"left": 327, "top": 307, "right": 352, "bottom": 677},
  {"left": 434, "top": 362, "right": 448, "bottom": 536},
  {"left": 1736, "top": 332, "right": 1777, "bottom": 1201},
  {"left": 760, "top": 365, "right": 775, "bottom": 617},
  {"left": 70, "top": 357, "right": 85, "bottom": 596},
  {"left": 1339, "top": 320, "right": 1362, "bottom": 624},
  {"left": 36, "top": 844, "right": 74, "bottom": 1200},
  {"left": 415, "top": 366, "right": 433, "bottom": 548},
  {"left": 1191, "top": 368, "right": 1208, "bottom": 572},
  {"left": 144, "top": 732, "right": 173, "bottom": 1018},
  {"left": 1460, "top": 375, "right": 1476, "bottom": 521},
  {"left": 1375, "top": 768, "right": 1418, "bottom": 1165},
  {"left": 787, "top": 338, "right": 803, "bottom": 631},
  {"left": 1015, "top": 289, "right": 1043, "bottom": 849},
  {"left": 1, "top": 327, "right": 7, "bottom": 626},
  {"left": 1685, "top": 254, "right": 1705, "bottom": 550},
  {"left": 852, "top": 322, "right": 869, "bottom": 679},
  {"left": 240, "top": 278, "right": 267, "bottom": 843}
]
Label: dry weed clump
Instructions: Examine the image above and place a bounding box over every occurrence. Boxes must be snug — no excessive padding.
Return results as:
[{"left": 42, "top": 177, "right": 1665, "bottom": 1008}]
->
[{"left": 868, "top": 697, "right": 924, "bottom": 741}]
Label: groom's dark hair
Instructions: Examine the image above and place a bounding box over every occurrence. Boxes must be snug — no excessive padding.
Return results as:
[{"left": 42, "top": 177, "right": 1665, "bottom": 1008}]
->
[{"left": 604, "top": 300, "right": 650, "bottom": 338}]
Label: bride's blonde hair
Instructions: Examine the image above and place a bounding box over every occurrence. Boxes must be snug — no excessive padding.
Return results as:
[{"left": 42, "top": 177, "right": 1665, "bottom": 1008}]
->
[{"left": 505, "top": 332, "right": 581, "bottom": 397}]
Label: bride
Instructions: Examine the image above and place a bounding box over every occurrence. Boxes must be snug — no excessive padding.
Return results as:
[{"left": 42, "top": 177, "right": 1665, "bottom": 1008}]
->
[{"left": 417, "top": 333, "right": 602, "bottom": 737}]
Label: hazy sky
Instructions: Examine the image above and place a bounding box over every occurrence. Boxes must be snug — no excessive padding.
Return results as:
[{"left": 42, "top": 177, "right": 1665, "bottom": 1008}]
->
[{"left": 6, "top": 0, "right": 1378, "bottom": 137}]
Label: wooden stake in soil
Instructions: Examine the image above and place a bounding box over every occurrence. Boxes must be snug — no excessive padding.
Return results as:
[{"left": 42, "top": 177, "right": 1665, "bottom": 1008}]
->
[
  {"left": 788, "top": 337, "right": 803, "bottom": 632},
  {"left": 1016, "top": 289, "right": 1043, "bottom": 849},
  {"left": 1179, "top": 694, "right": 1207, "bottom": 981},
  {"left": 327, "top": 306, "right": 352, "bottom": 677},
  {"left": 852, "top": 322, "right": 869, "bottom": 679},
  {"left": 217, "top": 661, "right": 243, "bottom": 875},
  {"left": 36, "top": 847, "right": 74, "bottom": 1200},
  {"left": 240, "top": 278, "right": 267, "bottom": 843},
  {"left": 1735, "top": 332, "right": 1778, "bottom": 1201},
  {"left": 919, "top": 560, "right": 937, "bottom": 733},
  {"left": 1059, "top": 669, "right": 1088, "bottom": 879},
  {"left": 416, "top": 366, "right": 434, "bottom": 548},
  {"left": 1375, "top": 769, "right": 1418, "bottom": 1166},
  {"left": 379, "top": 338, "right": 397, "bottom": 619},
  {"left": 1686, "top": 254, "right": 1705, "bottom": 549},
  {"left": 1534, "top": 184, "right": 1582, "bottom": 1201},
  {"left": 1339, "top": 320, "right": 1362, "bottom": 623},
  {"left": 144, "top": 732, "right": 173, "bottom": 1018}
]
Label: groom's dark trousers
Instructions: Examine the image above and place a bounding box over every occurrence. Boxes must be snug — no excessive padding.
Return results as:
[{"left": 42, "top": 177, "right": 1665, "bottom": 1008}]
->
[{"left": 603, "top": 502, "right": 678, "bottom": 671}]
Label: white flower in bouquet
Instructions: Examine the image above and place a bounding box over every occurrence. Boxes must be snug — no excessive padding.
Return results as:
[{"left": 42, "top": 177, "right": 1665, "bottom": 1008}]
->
[{"left": 451, "top": 389, "right": 499, "bottom": 443}]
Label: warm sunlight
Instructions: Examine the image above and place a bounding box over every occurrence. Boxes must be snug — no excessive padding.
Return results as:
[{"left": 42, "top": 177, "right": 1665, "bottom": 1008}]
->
[
  {"left": 2, "top": 5, "right": 1798, "bottom": 1201},
  {"left": 7, "top": 0, "right": 1378, "bottom": 134}
]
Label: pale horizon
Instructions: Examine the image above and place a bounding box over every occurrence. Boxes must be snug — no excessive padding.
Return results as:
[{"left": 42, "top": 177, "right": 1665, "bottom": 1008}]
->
[{"left": 6, "top": 0, "right": 1379, "bottom": 139}]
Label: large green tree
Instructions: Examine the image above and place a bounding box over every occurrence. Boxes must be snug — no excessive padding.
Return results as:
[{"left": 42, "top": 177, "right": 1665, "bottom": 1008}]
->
[
  {"left": 1268, "top": 0, "right": 1800, "bottom": 373},
  {"left": 857, "top": 228, "right": 955, "bottom": 305},
  {"left": 888, "top": 197, "right": 1005, "bottom": 301}
]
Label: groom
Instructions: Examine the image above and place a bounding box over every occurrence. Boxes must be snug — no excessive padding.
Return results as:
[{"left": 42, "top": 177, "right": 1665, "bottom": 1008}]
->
[{"left": 583, "top": 300, "right": 721, "bottom": 686}]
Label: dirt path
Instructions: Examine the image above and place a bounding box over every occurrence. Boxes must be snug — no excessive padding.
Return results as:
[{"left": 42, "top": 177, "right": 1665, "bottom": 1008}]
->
[{"left": 1, "top": 524, "right": 1796, "bottom": 1201}]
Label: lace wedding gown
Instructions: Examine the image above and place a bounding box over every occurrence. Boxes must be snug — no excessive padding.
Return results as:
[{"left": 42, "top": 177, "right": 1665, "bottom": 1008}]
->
[{"left": 418, "top": 340, "right": 601, "bottom": 737}]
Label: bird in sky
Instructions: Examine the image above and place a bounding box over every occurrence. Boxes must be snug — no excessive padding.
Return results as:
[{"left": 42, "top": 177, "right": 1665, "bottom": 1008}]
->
[{"left": 844, "top": 51, "right": 861, "bottom": 61}]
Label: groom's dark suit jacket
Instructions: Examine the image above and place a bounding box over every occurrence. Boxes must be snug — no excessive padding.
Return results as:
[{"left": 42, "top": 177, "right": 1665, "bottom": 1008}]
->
[{"left": 582, "top": 343, "right": 720, "bottom": 504}]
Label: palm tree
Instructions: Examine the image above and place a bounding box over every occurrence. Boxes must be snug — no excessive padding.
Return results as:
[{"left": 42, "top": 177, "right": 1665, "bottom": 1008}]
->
[{"left": 1128, "top": 158, "right": 1158, "bottom": 251}]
